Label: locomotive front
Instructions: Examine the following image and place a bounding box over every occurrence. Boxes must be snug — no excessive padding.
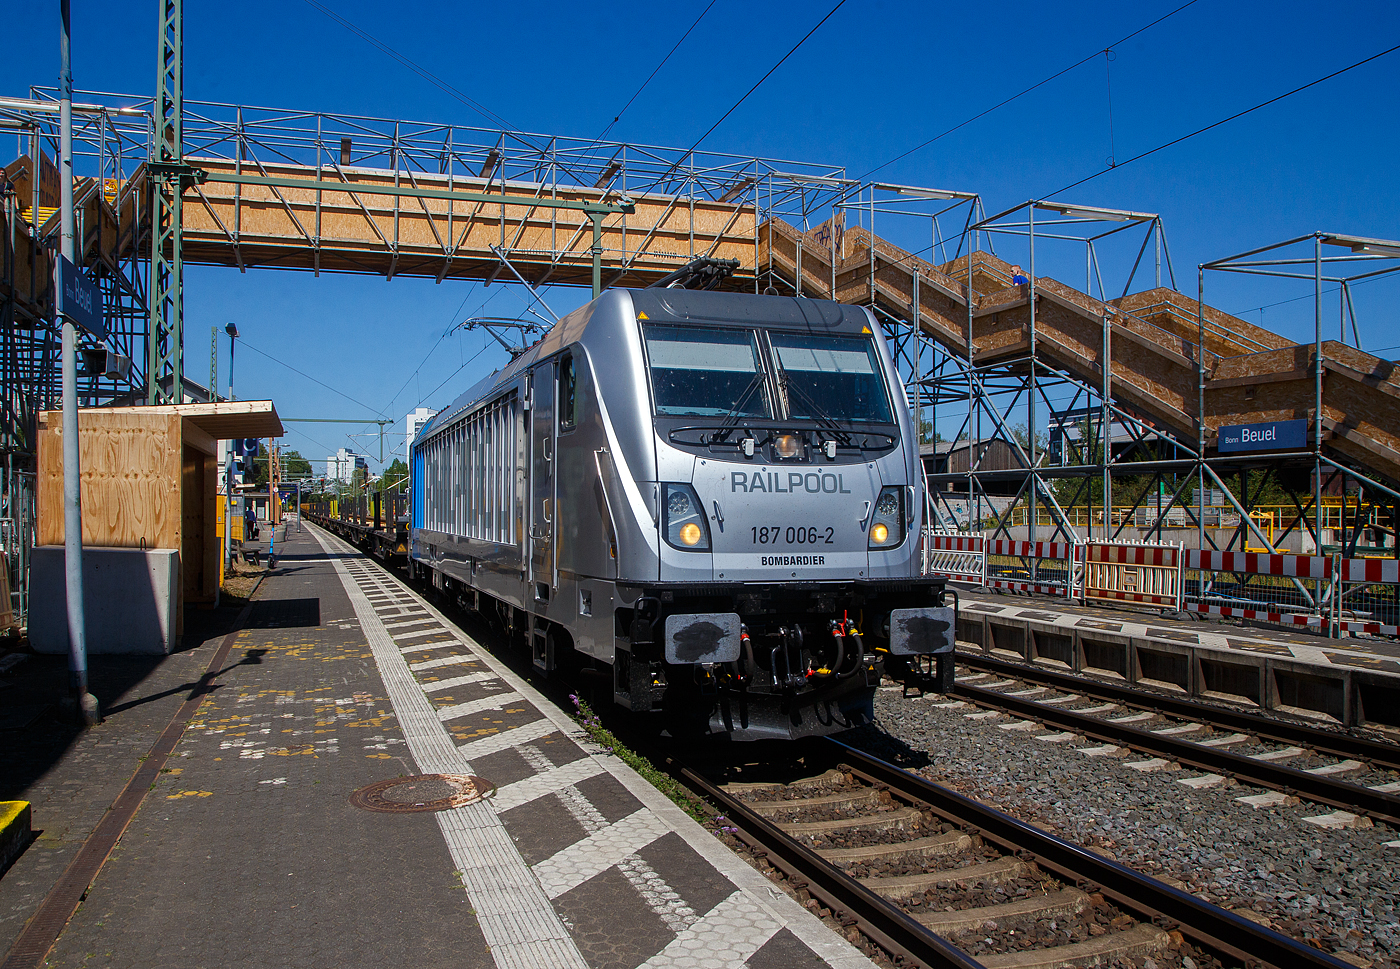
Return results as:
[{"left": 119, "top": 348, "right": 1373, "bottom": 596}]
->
[{"left": 619, "top": 289, "right": 956, "bottom": 739}]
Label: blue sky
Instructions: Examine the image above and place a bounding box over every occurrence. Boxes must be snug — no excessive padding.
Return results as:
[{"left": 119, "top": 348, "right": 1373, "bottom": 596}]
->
[{"left": 5, "top": 1, "right": 1398, "bottom": 467}]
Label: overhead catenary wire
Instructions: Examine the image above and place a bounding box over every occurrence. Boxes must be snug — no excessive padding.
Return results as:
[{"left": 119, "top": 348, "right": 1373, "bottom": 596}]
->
[
  {"left": 299, "top": 0, "right": 591, "bottom": 185},
  {"left": 857, "top": 0, "right": 1203, "bottom": 181},
  {"left": 417, "top": 341, "right": 492, "bottom": 409},
  {"left": 647, "top": 0, "right": 848, "bottom": 189},
  {"left": 594, "top": 0, "right": 719, "bottom": 145},
  {"left": 239, "top": 339, "right": 381, "bottom": 416},
  {"left": 1043, "top": 42, "right": 1400, "bottom": 199},
  {"left": 301, "top": 0, "right": 514, "bottom": 132},
  {"left": 378, "top": 282, "right": 491, "bottom": 418},
  {"left": 836, "top": 42, "right": 1400, "bottom": 285}
]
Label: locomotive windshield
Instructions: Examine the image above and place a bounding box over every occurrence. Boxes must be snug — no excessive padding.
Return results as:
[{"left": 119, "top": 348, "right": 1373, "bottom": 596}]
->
[
  {"left": 644, "top": 325, "right": 773, "bottom": 418},
  {"left": 771, "top": 333, "right": 893, "bottom": 424}
]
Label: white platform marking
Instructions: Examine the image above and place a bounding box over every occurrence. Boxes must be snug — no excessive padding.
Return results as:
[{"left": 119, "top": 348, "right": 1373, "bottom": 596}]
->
[
  {"left": 638, "top": 891, "right": 783, "bottom": 969},
  {"left": 410, "top": 654, "right": 479, "bottom": 672},
  {"left": 423, "top": 671, "right": 498, "bottom": 693},
  {"left": 533, "top": 808, "right": 674, "bottom": 899},
  {"left": 436, "top": 692, "right": 525, "bottom": 722}
]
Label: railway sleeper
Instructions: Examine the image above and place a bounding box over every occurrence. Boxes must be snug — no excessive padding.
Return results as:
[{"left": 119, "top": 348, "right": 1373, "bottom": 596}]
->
[
  {"left": 747, "top": 787, "right": 888, "bottom": 821},
  {"left": 859, "top": 856, "right": 1032, "bottom": 897},
  {"left": 913, "top": 886, "right": 1090, "bottom": 936},
  {"left": 719, "top": 769, "right": 847, "bottom": 795},
  {"left": 974, "top": 923, "right": 1171, "bottom": 969},
  {"left": 817, "top": 830, "right": 976, "bottom": 866},
  {"left": 779, "top": 805, "right": 923, "bottom": 842}
]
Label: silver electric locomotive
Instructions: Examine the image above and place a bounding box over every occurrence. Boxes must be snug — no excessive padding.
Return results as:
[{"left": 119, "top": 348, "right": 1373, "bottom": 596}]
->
[{"left": 410, "top": 286, "right": 956, "bottom": 740}]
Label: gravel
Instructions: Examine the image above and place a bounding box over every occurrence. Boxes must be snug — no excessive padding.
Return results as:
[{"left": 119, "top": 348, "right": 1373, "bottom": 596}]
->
[{"left": 844, "top": 688, "right": 1400, "bottom": 968}]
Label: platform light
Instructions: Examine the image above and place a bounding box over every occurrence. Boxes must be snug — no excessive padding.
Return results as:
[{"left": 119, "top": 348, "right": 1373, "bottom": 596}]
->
[
  {"left": 1321, "top": 234, "right": 1400, "bottom": 258},
  {"left": 1035, "top": 202, "right": 1151, "bottom": 223},
  {"left": 872, "top": 182, "right": 978, "bottom": 201}
]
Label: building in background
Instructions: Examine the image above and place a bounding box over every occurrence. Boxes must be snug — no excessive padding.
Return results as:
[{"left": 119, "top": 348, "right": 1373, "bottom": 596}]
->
[
  {"left": 326, "top": 447, "right": 368, "bottom": 484},
  {"left": 406, "top": 407, "right": 437, "bottom": 453}
]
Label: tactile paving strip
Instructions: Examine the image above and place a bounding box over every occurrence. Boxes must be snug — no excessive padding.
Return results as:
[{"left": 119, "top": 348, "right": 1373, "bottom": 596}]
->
[{"left": 310, "top": 526, "right": 874, "bottom": 969}]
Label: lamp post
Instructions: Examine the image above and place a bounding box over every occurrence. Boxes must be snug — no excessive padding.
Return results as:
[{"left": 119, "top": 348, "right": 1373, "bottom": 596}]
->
[
  {"left": 222, "top": 323, "right": 238, "bottom": 577},
  {"left": 57, "top": 0, "right": 99, "bottom": 726}
]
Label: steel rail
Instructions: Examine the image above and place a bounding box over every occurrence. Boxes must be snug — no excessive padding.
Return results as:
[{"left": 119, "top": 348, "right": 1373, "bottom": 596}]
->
[
  {"left": 831, "top": 741, "right": 1357, "bottom": 969},
  {"left": 955, "top": 651, "right": 1400, "bottom": 769},
  {"left": 950, "top": 680, "right": 1400, "bottom": 826},
  {"left": 679, "top": 768, "right": 984, "bottom": 969}
]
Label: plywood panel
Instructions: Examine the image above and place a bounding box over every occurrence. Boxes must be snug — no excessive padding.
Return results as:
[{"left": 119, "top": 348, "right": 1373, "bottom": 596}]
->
[{"left": 37, "top": 410, "right": 183, "bottom": 549}]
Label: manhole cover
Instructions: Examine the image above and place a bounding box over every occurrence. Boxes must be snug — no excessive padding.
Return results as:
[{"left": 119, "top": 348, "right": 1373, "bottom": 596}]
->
[{"left": 349, "top": 774, "right": 492, "bottom": 813}]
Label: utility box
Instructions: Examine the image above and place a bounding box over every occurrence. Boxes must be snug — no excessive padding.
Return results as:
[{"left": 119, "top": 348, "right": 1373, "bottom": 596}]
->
[{"left": 30, "top": 401, "right": 282, "bottom": 653}]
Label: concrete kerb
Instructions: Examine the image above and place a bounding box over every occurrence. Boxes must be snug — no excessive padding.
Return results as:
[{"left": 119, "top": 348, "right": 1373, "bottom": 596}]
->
[
  {"left": 955, "top": 609, "right": 1398, "bottom": 728},
  {"left": 0, "top": 802, "right": 32, "bottom": 876}
]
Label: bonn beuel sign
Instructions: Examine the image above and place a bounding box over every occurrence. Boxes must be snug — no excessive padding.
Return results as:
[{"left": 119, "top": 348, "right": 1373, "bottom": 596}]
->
[
  {"left": 57, "top": 255, "right": 107, "bottom": 340},
  {"left": 1218, "top": 418, "right": 1308, "bottom": 453}
]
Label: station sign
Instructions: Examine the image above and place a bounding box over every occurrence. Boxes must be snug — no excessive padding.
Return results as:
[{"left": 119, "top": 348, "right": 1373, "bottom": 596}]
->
[
  {"left": 1218, "top": 418, "right": 1308, "bottom": 453},
  {"left": 56, "top": 255, "right": 107, "bottom": 341}
]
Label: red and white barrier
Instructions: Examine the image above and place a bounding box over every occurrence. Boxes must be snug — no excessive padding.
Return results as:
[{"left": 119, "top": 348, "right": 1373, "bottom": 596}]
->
[
  {"left": 1083, "top": 542, "right": 1183, "bottom": 608},
  {"left": 923, "top": 532, "right": 985, "bottom": 584},
  {"left": 985, "top": 539, "right": 1080, "bottom": 597},
  {"left": 1185, "top": 549, "right": 1330, "bottom": 579},
  {"left": 1335, "top": 555, "right": 1400, "bottom": 636},
  {"left": 932, "top": 530, "right": 1399, "bottom": 637},
  {"left": 1183, "top": 548, "right": 1399, "bottom": 636}
]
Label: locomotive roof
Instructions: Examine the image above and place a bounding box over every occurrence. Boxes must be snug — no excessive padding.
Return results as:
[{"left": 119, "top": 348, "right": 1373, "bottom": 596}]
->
[{"left": 413, "top": 288, "right": 873, "bottom": 442}]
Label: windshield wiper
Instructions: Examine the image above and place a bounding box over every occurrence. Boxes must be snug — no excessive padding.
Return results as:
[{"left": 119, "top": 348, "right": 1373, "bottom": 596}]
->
[
  {"left": 779, "top": 370, "right": 853, "bottom": 445},
  {"left": 713, "top": 372, "right": 766, "bottom": 441}
]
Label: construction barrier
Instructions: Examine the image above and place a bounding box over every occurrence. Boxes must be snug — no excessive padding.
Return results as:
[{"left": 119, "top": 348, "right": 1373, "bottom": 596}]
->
[
  {"left": 920, "top": 531, "right": 1398, "bottom": 638},
  {"left": 923, "top": 532, "right": 985, "bottom": 584},
  {"left": 1083, "top": 542, "right": 1183, "bottom": 609},
  {"left": 1182, "top": 549, "right": 1327, "bottom": 628},
  {"left": 985, "top": 540, "right": 1080, "bottom": 598},
  {"left": 1334, "top": 555, "right": 1400, "bottom": 637}
]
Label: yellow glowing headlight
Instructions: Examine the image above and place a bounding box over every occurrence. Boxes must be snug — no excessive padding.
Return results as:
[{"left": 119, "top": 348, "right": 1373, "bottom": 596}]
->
[
  {"left": 774, "top": 434, "right": 802, "bottom": 459},
  {"left": 871, "top": 523, "right": 889, "bottom": 544},
  {"left": 680, "top": 522, "right": 703, "bottom": 546}
]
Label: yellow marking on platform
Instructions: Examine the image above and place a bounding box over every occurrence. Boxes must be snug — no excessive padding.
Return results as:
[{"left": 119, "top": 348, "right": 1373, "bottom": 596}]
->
[{"left": 165, "top": 790, "right": 214, "bottom": 799}]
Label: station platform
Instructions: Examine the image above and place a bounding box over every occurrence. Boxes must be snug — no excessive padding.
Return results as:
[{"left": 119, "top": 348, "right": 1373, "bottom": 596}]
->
[
  {"left": 0, "top": 520, "right": 871, "bottom": 969},
  {"left": 952, "top": 584, "right": 1400, "bottom": 729}
]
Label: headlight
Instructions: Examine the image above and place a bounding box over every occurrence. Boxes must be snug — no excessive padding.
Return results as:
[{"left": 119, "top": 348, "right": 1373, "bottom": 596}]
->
[
  {"left": 774, "top": 434, "right": 803, "bottom": 460},
  {"left": 869, "top": 486, "right": 904, "bottom": 549},
  {"left": 663, "top": 483, "right": 710, "bottom": 551}
]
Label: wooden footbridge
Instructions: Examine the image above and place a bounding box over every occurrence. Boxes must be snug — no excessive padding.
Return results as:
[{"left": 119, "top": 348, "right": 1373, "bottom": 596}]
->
[{"left": 3, "top": 100, "right": 1398, "bottom": 493}]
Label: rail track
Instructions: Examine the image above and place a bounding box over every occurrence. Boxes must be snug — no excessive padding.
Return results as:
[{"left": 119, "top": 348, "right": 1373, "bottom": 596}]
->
[
  {"left": 684, "top": 740, "right": 1357, "bottom": 969},
  {"left": 946, "top": 653, "right": 1400, "bottom": 828}
]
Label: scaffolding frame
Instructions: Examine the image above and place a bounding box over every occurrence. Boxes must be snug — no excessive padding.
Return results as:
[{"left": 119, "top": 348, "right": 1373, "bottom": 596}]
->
[{"left": 922, "top": 201, "right": 1193, "bottom": 544}]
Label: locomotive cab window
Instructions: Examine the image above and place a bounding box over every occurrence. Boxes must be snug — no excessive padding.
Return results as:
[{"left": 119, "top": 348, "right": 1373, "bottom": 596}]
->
[
  {"left": 770, "top": 333, "right": 893, "bottom": 424},
  {"left": 643, "top": 325, "right": 772, "bottom": 418},
  {"left": 559, "top": 355, "right": 578, "bottom": 430}
]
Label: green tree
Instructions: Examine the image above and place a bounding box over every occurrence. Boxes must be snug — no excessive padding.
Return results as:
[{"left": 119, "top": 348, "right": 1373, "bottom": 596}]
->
[
  {"left": 378, "top": 458, "right": 409, "bottom": 494},
  {"left": 281, "top": 449, "right": 313, "bottom": 479}
]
